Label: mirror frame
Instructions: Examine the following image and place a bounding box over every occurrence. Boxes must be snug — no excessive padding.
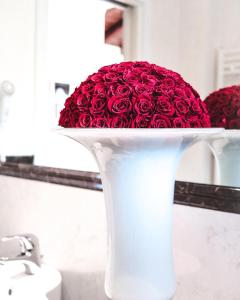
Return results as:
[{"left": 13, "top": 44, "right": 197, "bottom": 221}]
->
[{"left": 0, "top": 162, "right": 239, "bottom": 214}]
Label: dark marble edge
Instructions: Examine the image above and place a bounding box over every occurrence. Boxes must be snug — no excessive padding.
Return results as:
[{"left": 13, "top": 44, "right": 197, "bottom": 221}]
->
[
  {"left": 0, "top": 162, "right": 102, "bottom": 191},
  {"left": 0, "top": 162, "right": 240, "bottom": 214}
]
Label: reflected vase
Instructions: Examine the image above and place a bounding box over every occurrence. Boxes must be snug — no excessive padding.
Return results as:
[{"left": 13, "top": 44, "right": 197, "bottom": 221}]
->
[
  {"left": 208, "top": 130, "right": 240, "bottom": 187},
  {"left": 60, "top": 128, "right": 220, "bottom": 300}
]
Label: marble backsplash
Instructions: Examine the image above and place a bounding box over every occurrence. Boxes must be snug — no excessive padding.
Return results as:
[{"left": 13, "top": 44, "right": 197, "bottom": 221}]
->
[{"left": 0, "top": 175, "right": 240, "bottom": 299}]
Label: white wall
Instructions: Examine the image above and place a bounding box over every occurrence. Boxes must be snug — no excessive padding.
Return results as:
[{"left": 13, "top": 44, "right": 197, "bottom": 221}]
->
[
  {"left": 0, "top": 175, "right": 240, "bottom": 300},
  {"left": 139, "top": 0, "right": 240, "bottom": 98},
  {"left": 0, "top": 0, "right": 36, "bottom": 156},
  {"left": 178, "top": 0, "right": 240, "bottom": 99},
  {"left": 137, "top": 0, "right": 181, "bottom": 70}
]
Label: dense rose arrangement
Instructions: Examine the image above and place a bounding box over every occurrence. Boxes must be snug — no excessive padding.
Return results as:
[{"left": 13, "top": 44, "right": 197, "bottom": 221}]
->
[
  {"left": 59, "top": 61, "right": 210, "bottom": 128},
  {"left": 204, "top": 85, "right": 240, "bottom": 129}
]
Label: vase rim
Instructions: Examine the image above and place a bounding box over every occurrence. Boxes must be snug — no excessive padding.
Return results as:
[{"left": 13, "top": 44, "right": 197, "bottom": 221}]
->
[
  {"left": 57, "top": 128, "right": 223, "bottom": 138},
  {"left": 208, "top": 129, "right": 240, "bottom": 141}
]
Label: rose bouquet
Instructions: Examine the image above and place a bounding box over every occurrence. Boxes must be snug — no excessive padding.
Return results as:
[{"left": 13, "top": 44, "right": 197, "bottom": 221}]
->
[
  {"left": 204, "top": 85, "right": 240, "bottom": 129},
  {"left": 59, "top": 61, "right": 210, "bottom": 128}
]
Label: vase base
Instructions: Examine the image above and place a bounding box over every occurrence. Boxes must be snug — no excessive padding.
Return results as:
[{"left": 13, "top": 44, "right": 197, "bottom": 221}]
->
[{"left": 104, "top": 276, "right": 175, "bottom": 300}]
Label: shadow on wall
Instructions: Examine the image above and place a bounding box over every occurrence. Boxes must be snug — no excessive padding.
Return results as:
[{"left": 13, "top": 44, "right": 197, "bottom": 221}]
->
[{"left": 61, "top": 271, "right": 108, "bottom": 300}]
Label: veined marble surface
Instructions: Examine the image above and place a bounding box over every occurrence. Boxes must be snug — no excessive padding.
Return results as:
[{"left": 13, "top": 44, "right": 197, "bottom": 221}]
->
[{"left": 0, "top": 175, "right": 240, "bottom": 299}]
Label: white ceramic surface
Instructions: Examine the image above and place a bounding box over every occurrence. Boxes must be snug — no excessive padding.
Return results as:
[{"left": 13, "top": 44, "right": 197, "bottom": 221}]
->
[
  {"left": 0, "top": 262, "right": 62, "bottom": 300},
  {"left": 207, "top": 130, "right": 240, "bottom": 186},
  {"left": 60, "top": 128, "right": 222, "bottom": 300}
]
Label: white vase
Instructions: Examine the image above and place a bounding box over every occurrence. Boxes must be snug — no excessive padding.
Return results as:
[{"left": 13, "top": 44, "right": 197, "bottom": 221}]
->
[
  {"left": 208, "top": 130, "right": 240, "bottom": 187},
  {"left": 60, "top": 128, "right": 221, "bottom": 300}
]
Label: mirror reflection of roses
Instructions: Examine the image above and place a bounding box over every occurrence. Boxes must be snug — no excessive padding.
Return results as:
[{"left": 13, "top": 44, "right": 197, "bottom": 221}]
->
[
  {"left": 204, "top": 85, "right": 240, "bottom": 129},
  {"left": 59, "top": 61, "right": 210, "bottom": 128}
]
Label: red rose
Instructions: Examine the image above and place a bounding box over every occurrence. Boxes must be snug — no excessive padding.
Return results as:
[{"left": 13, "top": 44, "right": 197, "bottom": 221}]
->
[
  {"left": 91, "top": 116, "right": 109, "bottom": 128},
  {"left": 173, "top": 117, "right": 188, "bottom": 128},
  {"left": 141, "top": 73, "right": 157, "bottom": 86},
  {"left": 188, "top": 116, "right": 202, "bottom": 128},
  {"left": 205, "top": 85, "right": 240, "bottom": 128},
  {"left": 175, "top": 88, "right": 186, "bottom": 98},
  {"left": 152, "top": 65, "right": 169, "bottom": 79},
  {"left": 191, "top": 100, "right": 203, "bottom": 115},
  {"left": 104, "top": 72, "right": 120, "bottom": 83},
  {"left": 133, "top": 61, "right": 151, "bottom": 68},
  {"left": 232, "top": 96, "right": 240, "bottom": 107},
  {"left": 237, "top": 108, "right": 240, "bottom": 117},
  {"left": 76, "top": 94, "right": 90, "bottom": 112},
  {"left": 110, "top": 84, "right": 132, "bottom": 97},
  {"left": 110, "top": 115, "right": 132, "bottom": 128},
  {"left": 150, "top": 114, "right": 171, "bottom": 128},
  {"left": 123, "top": 70, "right": 141, "bottom": 83},
  {"left": 156, "top": 78, "right": 175, "bottom": 96},
  {"left": 115, "top": 61, "right": 133, "bottom": 69},
  {"left": 132, "top": 62, "right": 152, "bottom": 74},
  {"left": 59, "top": 109, "right": 70, "bottom": 127},
  {"left": 206, "top": 99, "right": 217, "bottom": 111},
  {"left": 78, "top": 113, "right": 92, "bottom": 127},
  {"left": 175, "top": 99, "right": 189, "bottom": 116},
  {"left": 214, "top": 116, "right": 227, "bottom": 127},
  {"left": 60, "top": 105, "right": 80, "bottom": 127},
  {"left": 223, "top": 105, "right": 236, "bottom": 117},
  {"left": 161, "top": 78, "right": 175, "bottom": 89},
  {"left": 90, "top": 96, "right": 107, "bottom": 115},
  {"left": 154, "top": 85, "right": 162, "bottom": 95},
  {"left": 99, "top": 65, "right": 112, "bottom": 73},
  {"left": 134, "top": 96, "right": 154, "bottom": 115},
  {"left": 71, "top": 110, "right": 81, "bottom": 126},
  {"left": 216, "top": 94, "right": 228, "bottom": 106},
  {"left": 108, "top": 96, "right": 132, "bottom": 114},
  {"left": 135, "top": 83, "right": 154, "bottom": 95},
  {"left": 154, "top": 82, "right": 175, "bottom": 97},
  {"left": 90, "top": 73, "right": 104, "bottom": 82},
  {"left": 200, "top": 101, "right": 209, "bottom": 114},
  {"left": 229, "top": 119, "right": 240, "bottom": 129},
  {"left": 81, "top": 82, "right": 94, "bottom": 96},
  {"left": 185, "top": 86, "right": 199, "bottom": 100},
  {"left": 132, "top": 115, "right": 150, "bottom": 128},
  {"left": 201, "top": 114, "right": 211, "bottom": 127},
  {"left": 64, "top": 95, "right": 74, "bottom": 106},
  {"left": 111, "top": 63, "right": 127, "bottom": 73},
  {"left": 94, "top": 83, "right": 107, "bottom": 97},
  {"left": 156, "top": 96, "right": 175, "bottom": 116}
]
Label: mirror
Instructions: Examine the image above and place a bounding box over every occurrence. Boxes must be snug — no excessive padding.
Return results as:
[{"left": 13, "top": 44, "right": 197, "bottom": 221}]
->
[{"left": 0, "top": 0, "right": 240, "bottom": 189}]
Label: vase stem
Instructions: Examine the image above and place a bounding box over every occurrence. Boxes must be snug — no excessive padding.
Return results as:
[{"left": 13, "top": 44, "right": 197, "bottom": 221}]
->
[{"left": 92, "top": 143, "right": 184, "bottom": 300}]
